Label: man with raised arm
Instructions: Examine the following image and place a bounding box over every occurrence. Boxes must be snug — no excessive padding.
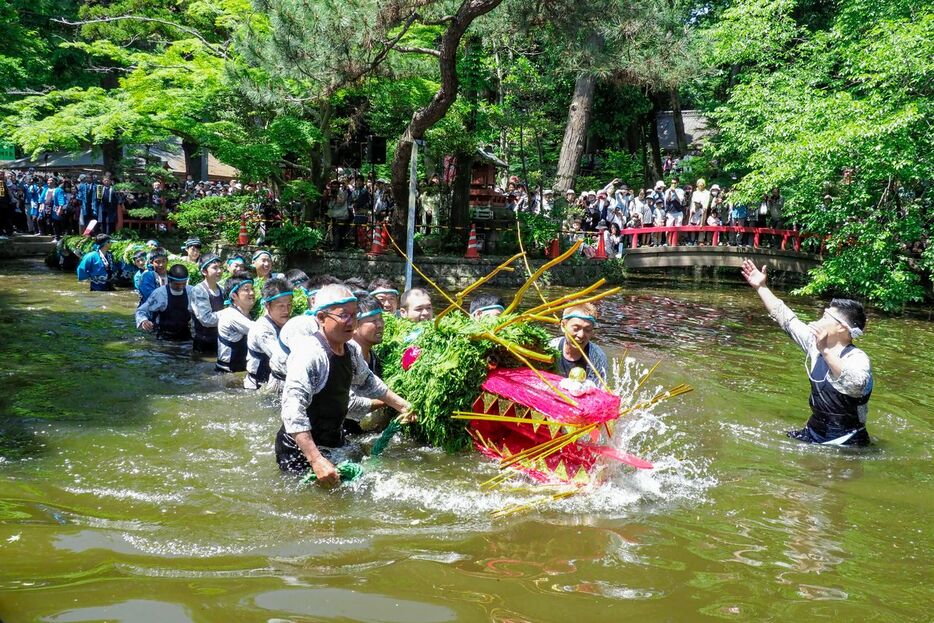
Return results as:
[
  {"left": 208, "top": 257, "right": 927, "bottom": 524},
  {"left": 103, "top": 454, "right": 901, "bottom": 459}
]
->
[{"left": 741, "top": 259, "right": 873, "bottom": 446}]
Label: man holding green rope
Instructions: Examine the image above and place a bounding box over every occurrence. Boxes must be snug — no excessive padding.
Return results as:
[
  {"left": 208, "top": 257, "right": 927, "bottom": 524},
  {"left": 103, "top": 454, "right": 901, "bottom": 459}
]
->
[{"left": 277, "top": 284, "right": 417, "bottom": 486}]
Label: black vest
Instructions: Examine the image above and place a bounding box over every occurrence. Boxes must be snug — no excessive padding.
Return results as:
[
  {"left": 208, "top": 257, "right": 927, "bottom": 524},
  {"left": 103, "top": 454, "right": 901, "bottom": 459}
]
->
[
  {"left": 155, "top": 286, "right": 191, "bottom": 341},
  {"left": 193, "top": 282, "right": 224, "bottom": 346},
  {"left": 806, "top": 345, "right": 872, "bottom": 439},
  {"left": 555, "top": 338, "right": 591, "bottom": 378},
  {"left": 307, "top": 333, "right": 354, "bottom": 448}
]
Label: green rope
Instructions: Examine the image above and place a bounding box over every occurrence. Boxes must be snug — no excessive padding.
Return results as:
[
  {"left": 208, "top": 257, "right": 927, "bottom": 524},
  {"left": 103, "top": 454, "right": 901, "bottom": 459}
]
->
[
  {"left": 370, "top": 419, "right": 402, "bottom": 458},
  {"left": 299, "top": 461, "right": 364, "bottom": 485}
]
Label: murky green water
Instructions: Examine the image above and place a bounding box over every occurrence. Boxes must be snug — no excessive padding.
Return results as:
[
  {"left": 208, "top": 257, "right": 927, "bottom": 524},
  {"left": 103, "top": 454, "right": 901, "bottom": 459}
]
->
[{"left": 1, "top": 259, "right": 932, "bottom": 622}]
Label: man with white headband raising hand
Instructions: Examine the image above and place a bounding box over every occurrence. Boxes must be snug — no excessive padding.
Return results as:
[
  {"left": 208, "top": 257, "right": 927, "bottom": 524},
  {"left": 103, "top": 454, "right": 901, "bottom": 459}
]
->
[
  {"left": 277, "top": 284, "right": 417, "bottom": 486},
  {"left": 548, "top": 303, "right": 609, "bottom": 386},
  {"left": 742, "top": 259, "right": 873, "bottom": 446}
]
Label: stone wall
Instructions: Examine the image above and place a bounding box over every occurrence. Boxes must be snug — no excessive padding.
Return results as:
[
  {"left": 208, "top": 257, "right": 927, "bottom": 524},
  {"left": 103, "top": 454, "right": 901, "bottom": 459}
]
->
[{"left": 286, "top": 251, "right": 614, "bottom": 289}]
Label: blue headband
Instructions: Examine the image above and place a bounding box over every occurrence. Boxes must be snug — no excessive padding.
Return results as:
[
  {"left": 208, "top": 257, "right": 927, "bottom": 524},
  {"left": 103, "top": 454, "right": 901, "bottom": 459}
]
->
[
  {"left": 251, "top": 250, "right": 271, "bottom": 262},
  {"left": 473, "top": 304, "right": 504, "bottom": 315},
  {"left": 225, "top": 279, "right": 254, "bottom": 305},
  {"left": 563, "top": 313, "right": 596, "bottom": 326},
  {"left": 226, "top": 256, "right": 244, "bottom": 266},
  {"left": 167, "top": 275, "right": 189, "bottom": 282},
  {"left": 310, "top": 295, "right": 358, "bottom": 315},
  {"left": 302, "top": 287, "right": 318, "bottom": 298},
  {"left": 369, "top": 288, "right": 399, "bottom": 297},
  {"left": 357, "top": 308, "right": 382, "bottom": 320},
  {"left": 262, "top": 290, "right": 294, "bottom": 304}
]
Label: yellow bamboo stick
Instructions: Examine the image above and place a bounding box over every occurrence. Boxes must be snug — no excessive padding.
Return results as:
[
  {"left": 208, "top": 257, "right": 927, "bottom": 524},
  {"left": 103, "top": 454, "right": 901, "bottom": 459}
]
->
[
  {"left": 385, "top": 231, "right": 462, "bottom": 310},
  {"left": 494, "top": 280, "right": 608, "bottom": 334},
  {"left": 495, "top": 286, "right": 622, "bottom": 335},
  {"left": 434, "top": 252, "right": 524, "bottom": 325},
  {"left": 502, "top": 240, "right": 584, "bottom": 314},
  {"left": 451, "top": 411, "right": 582, "bottom": 429},
  {"left": 514, "top": 220, "right": 556, "bottom": 316}
]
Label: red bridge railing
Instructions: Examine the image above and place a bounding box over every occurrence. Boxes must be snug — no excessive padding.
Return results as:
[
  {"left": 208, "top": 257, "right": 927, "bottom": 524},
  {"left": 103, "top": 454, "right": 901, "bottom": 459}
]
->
[{"left": 614, "top": 226, "right": 820, "bottom": 252}]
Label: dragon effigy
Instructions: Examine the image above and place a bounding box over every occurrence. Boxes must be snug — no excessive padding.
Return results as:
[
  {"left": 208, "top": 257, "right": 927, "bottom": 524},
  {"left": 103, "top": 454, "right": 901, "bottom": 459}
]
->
[{"left": 375, "top": 238, "right": 692, "bottom": 512}]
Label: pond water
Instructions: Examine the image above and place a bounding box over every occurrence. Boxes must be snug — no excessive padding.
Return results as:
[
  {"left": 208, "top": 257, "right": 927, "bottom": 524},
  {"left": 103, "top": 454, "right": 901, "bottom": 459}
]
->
[{"left": 1, "top": 259, "right": 932, "bottom": 622}]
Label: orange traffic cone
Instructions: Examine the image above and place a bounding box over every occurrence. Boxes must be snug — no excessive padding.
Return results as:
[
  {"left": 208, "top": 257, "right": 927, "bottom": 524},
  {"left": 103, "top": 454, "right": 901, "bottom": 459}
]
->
[
  {"left": 368, "top": 224, "right": 385, "bottom": 255},
  {"left": 381, "top": 223, "right": 390, "bottom": 249},
  {"left": 593, "top": 231, "right": 608, "bottom": 260},
  {"left": 237, "top": 216, "right": 249, "bottom": 246},
  {"left": 465, "top": 224, "right": 481, "bottom": 259}
]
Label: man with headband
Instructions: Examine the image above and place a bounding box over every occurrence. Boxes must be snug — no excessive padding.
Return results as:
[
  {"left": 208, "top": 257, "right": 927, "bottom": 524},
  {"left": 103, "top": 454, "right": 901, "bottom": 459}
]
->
[
  {"left": 215, "top": 272, "right": 255, "bottom": 373},
  {"left": 245, "top": 278, "right": 292, "bottom": 391},
  {"left": 277, "top": 284, "right": 417, "bottom": 485},
  {"left": 223, "top": 255, "right": 246, "bottom": 286},
  {"left": 137, "top": 247, "right": 169, "bottom": 305},
  {"left": 135, "top": 263, "right": 195, "bottom": 341},
  {"left": 742, "top": 259, "right": 873, "bottom": 446},
  {"left": 189, "top": 255, "right": 225, "bottom": 354},
  {"left": 251, "top": 249, "right": 283, "bottom": 280},
  {"left": 548, "top": 303, "right": 609, "bottom": 385},
  {"left": 269, "top": 274, "right": 342, "bottom": 383},
  {"left": 346, "top": 295, "right": 390, "bottom": 433},
  {"left": 469, "top": 294, "right": 505, "bottom": 319},
  {"left": 368, "top": 278, "right": 400, "bottom": 314}
]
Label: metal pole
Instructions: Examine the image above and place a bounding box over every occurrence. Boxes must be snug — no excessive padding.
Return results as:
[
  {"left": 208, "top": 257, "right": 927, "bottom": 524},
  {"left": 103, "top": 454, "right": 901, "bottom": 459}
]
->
[{"left": 404, "top": 140, "right": 419, "bottom": 291}]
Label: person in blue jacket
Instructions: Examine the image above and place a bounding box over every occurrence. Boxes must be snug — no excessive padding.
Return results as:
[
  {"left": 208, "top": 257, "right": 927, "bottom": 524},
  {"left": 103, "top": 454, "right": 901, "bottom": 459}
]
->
[
  {"left": 127, "top": 249, "right": 148, "bottom": 292},
  {"left": 137, "top": 247, "right": 169, "bottom": 305},
  {"left": 94, "top": 177, "right": 121, "bottom": 235},
  {"left": 76, "top": 175, "right": 96, "bottom": 232},
  {"left": 49, "top": 178, "right": 68, "bottom": 241},
  {"left": 76, "top": 234, "right": 116, "bottom": 291}
]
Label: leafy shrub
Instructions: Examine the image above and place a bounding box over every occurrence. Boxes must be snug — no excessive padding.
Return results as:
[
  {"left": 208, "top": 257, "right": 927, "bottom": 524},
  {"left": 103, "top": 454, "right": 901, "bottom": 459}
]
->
[
  {"left": 264, "top": 222, "right": 324, "bottom": 254},
  {"left": 169, "top": 195, "right": 252, "bottom": 243}
]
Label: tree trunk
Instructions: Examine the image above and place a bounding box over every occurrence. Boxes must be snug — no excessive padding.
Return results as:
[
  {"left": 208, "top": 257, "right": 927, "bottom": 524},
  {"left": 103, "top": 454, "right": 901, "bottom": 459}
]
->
[
  {"left": 101, "top": 140, "right": 121, "bottom": 177},
  {"left": 670, "top": 89, "right": 688, "bottom": 157},
  {"left": 182, "top": 139, "right": 200, "bottom": 180},
  {"left": 390, "top": 0, "right": 505, "bottom": 241},
  {"left": 648, "top": 96, "right": 664, "bottom": 182},
  {"left": 553, "top": 73, "right": 597, "bottom": 193}
]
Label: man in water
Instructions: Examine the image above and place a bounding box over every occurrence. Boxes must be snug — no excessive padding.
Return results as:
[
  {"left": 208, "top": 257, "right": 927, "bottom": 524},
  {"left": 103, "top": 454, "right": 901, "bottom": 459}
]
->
[
  {"left": 244, "top": 278, "right": 292, "bottom": 391},
  {"left": 189, "top": 255, "right": 225, "bottom": 355},
  {"left": 469, "top": 294, "right": 505, "bottom": 319},
  {"left": 399, "top": 288, "right": 433, "bottom": 322},
  {"left": 135, "top": 263, "right": 194, "bottom": 341},
  {"left": 741, "top": 259, "right": 872, "bottom": 446},
  {"left": 215, "top": 272, "right": 255, "bottom": 373},
  {"left": 368, "top": 277, "right": 400, "bottom": 314},
  {"left": 277, "top": 285, "right": 416, "bottom": 485},
  {"left": 548, "top": 303, "right": 609, "bottom": 386}
]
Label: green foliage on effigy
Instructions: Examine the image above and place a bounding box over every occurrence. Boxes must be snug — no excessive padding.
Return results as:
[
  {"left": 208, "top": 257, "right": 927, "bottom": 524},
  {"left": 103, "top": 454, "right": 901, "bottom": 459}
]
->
[
  {"left": 290, "top": 287, "right": 309, "bottom": 316},
  {"left": 376, "top": 313, "right": 554, "bottom": 453}
]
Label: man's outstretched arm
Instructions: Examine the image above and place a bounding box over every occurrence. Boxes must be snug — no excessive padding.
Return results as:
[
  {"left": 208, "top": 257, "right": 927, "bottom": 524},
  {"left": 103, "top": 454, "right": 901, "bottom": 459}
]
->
[{"left": 741, "top": 259, "right": 812, "bottom": 353}]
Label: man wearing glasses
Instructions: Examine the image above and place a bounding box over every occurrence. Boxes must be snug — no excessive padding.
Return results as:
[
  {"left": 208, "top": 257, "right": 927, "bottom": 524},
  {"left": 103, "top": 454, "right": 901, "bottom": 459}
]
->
[
  {"left": 277, "top": 285, "right": 417, "bottom": 485},
  {"left": 741, "top": 259, "right": 873, "bottom": 446}
]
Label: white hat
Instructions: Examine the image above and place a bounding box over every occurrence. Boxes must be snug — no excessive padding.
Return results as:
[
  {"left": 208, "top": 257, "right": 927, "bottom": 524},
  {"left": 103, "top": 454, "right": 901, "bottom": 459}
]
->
[
  {"left": 654, "top": 180, "right": 665, "bottom": 189},
  {"left": 710, "top": 184, "right": 721, "bottom": 191},
  {"left": 565, "top": 188, "right": 576, "bottom": 195}
]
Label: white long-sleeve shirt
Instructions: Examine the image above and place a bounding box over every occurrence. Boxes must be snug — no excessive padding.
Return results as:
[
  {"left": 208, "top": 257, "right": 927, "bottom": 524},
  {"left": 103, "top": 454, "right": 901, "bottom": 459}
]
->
[
  {"left": 189, "top": 281, "right": 223, "bottom": 328},
  {"left": 244, "top": 315, "right": 285, "bottom": 390},
  {"left": 135, "top": 285, "right": 195, "bottom": 328},
  {"left": 768, "top": 299, "right": 872, "bottom": 422},
  {"left": 280, "top": 335, "right": 388, "bottom": 435},
  {"left": 270, "top": 313, "right": 319, "bottom": 380},
  {"left": 216, "top": 306, "right": 254, "bottom": 366}
]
